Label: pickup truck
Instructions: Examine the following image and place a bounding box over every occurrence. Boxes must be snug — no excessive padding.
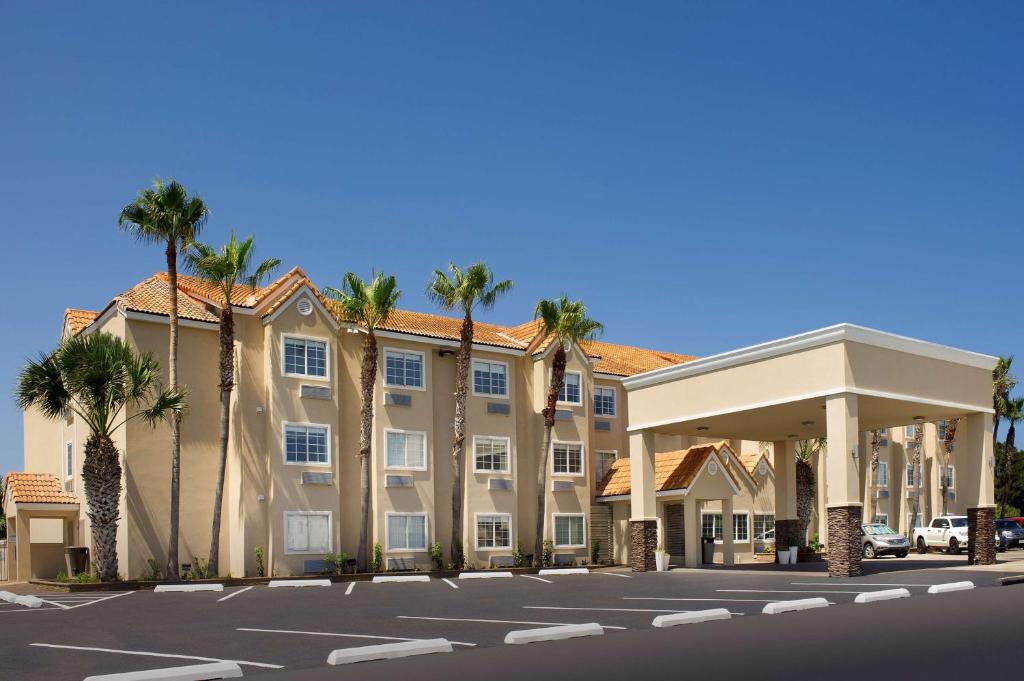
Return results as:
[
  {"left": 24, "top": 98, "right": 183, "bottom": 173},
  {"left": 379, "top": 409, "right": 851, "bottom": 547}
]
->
[{"left": 913, "top": 516, "right": 970, "bottom": 554}]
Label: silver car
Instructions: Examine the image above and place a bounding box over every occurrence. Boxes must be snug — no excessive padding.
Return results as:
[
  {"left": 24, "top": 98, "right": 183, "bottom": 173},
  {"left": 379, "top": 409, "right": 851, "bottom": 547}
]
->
[{"left": 861, "top": 523, "right": 910, "bottom": 558}]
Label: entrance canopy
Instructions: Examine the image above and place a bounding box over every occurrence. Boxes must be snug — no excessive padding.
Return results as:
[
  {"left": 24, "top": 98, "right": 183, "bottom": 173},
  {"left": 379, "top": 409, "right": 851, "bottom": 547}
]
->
[{"left": 621, "top": 324, "right": 998, "bottom": 576}]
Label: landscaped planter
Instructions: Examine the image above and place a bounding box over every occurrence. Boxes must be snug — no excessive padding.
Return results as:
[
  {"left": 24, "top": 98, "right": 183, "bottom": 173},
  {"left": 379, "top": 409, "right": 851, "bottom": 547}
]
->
[{"left": 655, "top": 551, "right": 670, "bottom": 571}]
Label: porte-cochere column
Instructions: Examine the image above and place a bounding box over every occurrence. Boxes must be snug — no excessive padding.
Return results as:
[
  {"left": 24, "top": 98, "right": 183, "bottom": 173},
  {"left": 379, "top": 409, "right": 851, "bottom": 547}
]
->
[
  {"left": 628, "top": 429, "right": 657, "bottom": 571},
  {"left": 825, "top": 393, "right": 863, "bottom": 578}
]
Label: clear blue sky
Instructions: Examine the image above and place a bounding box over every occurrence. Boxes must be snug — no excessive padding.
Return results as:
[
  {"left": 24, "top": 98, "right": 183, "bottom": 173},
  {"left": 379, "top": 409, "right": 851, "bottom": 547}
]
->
[{"left": 2, "top": 2, "right": 1022, "bottom": 474}]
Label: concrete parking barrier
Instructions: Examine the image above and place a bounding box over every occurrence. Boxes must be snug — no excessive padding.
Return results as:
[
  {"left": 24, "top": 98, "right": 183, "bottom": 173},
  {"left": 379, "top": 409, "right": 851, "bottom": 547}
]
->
[
  {"left": 82, "top": 661, "right": 243, "bottom": 680},
  {"left": 14, "top": 595, "right": 43, "bottom": 608},
  {"left": 761, "top": 598, "right": 829, "bottom": 615},
  {"left": 999, "top": 575, "right": 1024, "bottom": 587},
  {"left": 927, "top": 581, "right": 974, "bottom": 594},
  {"left": 854, "top": 588, "right": 911, "bottom": 604},
  {"left": 458, "top": 571, "right": 513, "bottom": 579},
  {"left": 537, "top": 568, "right": 589, "bottom": 576},
  {"left": 372, "top": 575, "right": 430, "bottom": 583},
  {"left": 0, "top": 591, "right": 16, "bottom": 603},
  {"left": 652, "top": 608, "right": 732, "bottom": 627},
  {"left": 504, "top": 623, "right": 604, "bottom": 645},
  {"left": 154, "top": 584, "right": 224, "bottom": 593},
  {"left": 326, "top": 638, "right": 453, "bottom": 665},
  {"left": 267, "top": 579, "right": 331, "bottom": 588}
]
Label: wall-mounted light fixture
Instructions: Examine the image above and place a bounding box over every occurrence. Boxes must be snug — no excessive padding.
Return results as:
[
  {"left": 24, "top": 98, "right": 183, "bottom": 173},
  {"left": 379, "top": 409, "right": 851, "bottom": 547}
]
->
[{"left": 696, "top": 426, "right": 709, "bottom": 431}]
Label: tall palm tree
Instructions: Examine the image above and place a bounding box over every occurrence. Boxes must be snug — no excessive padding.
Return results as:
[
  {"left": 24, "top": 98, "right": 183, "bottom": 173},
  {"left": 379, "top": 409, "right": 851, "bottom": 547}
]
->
[
  {"left": 993, "top": 356, "right": 1016, "bottom": 458},
  {"left": 866, "top": 430, "right": 881, "bottom": 524},
  {"left": 426, "top": 263, "right": 512, "bottom": 566},
  {"left": 1000, "top": 397, "right": 1024, "bottom": 517},
  {"left": 324, "top": 272, "right": 400, "bottom": 571},
  {"left": 532, "top": 297, "right": 602, "bottom": 565},
  {"left": 119, "top": 178, "right": 208, "bottom": 580},
  {"left": 16, "top": 332, "right": 186, "bottom": 581},
  {"left": 940, "top": 418, "right": 960, "bottom": 516},
  {"left": 794, "top": 437, "right": 824, "bottom": 547},
  {"left": 908, "top": 424, "right": 924, "bottom": 534},
  {"left": 186, "top": 233, "right": 280, "bottom": 577}
]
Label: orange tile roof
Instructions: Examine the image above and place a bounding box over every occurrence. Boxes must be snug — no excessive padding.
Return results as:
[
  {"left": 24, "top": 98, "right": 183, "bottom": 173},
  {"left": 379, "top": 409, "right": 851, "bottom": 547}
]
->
[
  {"left": 167, "top": 266, "right": 305, "bottom": 308},
  {"left": 64, "top": 309, "right": 99, "bottom": 336},
  {"left": 373, "top": 309, "right": 527, "bottom": 350},
  {"left": 5, "top": 472, "right": 79, "bottom": 505},
  {"left": 596, "top": 441, "right": 739, "bottom": 498},
  {"left": 116, "top": 275, "right": 219, "bottom": 324},
  {"left": 738, "top": 452, "right": 772, "bottom": 476},
  {"left": 582, "top": 339, "right": 696, "bottom": 377}
]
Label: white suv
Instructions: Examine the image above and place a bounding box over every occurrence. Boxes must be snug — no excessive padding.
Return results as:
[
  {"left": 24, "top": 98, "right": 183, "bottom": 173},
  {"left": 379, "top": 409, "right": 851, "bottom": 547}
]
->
[{"left": 913, "top": 516, "right": 969, "bottom": 554}]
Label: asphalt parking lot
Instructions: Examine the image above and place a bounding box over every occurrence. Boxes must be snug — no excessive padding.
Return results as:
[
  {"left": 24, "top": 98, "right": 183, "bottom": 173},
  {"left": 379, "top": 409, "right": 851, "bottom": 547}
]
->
[{"left": 1, "top": 559, "right": 1022, "bottom": 680}]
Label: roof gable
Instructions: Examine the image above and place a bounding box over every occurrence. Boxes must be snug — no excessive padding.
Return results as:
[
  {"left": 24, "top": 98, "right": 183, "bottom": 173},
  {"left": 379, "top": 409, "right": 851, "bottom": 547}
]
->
[
  {"left": 596, "top": 440, "right": 740, "bottom": 498},
  {"left": 5, "top": 472, "right": 79, "bottom": 505}
]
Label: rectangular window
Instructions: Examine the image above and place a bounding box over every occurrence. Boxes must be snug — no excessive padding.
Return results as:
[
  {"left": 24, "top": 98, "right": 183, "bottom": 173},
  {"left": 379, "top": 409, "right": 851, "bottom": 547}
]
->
[
  {"left": 557, "top": 371, "right": 582, "bottom": 405},
  {"left": 384, "top": 349, "right": 424, "bottom": 389},
  {"left": 875, "top": 462, "right": 888, "bottom": 487},
  {"left": 905, "top": 425, "right": 916, "bottom": 438},
  {"left": 937, "top": 420, "right": 947, "bottom": 440},
  {"left": 595, "top": 451, "right": 617, "bottom": 485},
  {"left": 476, "top": 514, "right": 512, "bottom": 550},
  {"left": 386, "top": 430, "right": 427, "bottom": 470},
  {"left": 284, "top": 511, "right": 332, "bottom": 554},
  {"left": 594, "top": 386, "right": 616, "bottom": 417},
  {"left": 472, "top": 360, "right": 508, "bottom": 397},
  {"left": 733, "top": 513, "right": 750, "bottom": 542},
  {"left": 753, "top": 514, "right": 775, "bottom": 541},
  {"left": 552, "top": 442, "right": 584, "bottom": 476},
  {"left": 283, "top": 336, "right": 327, "bottom": 378},
  {"left": 284, "top": 424, "right": 330, "bottom": 465},
  {"left": 65, "top": 441, "right": 74, "bottom": 479},
  {"left": 386, "top": 513, "right": 427, "bottom": 551},
  {"left": 944, "top": 465, "right": 955, "bottom": 489},
  {"left": 873, "top": 513, "right": 889, "bottom": 526},
  {"left": 701, "top": 513, "right": 723, "bottom": 540},
  {"left": 879, "top": 427, "right": 888, "bottom": 435},
  {"left": 473, "top": 436, "right": 510, "bottom": 473},
  {"left": 553, "top": 514, "right": 585, "bottom": 547},
  {"left": 906, "top": 463, "right": 917, "bottom": 487}
]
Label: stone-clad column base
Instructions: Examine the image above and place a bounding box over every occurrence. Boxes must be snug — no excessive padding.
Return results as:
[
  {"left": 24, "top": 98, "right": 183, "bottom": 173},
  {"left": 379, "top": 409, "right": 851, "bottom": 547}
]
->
[
  {"left": 968, "top": 506, "right": 996, "bottom": 566},
  {"left": 630, "top": 520, "right": 658, "bottom": 572},
  {"left": 773, "top": 519, "right": 800, "bottom": 564},
  {"left": 826, "top": 505, "right": 863, "bottom": 578}
]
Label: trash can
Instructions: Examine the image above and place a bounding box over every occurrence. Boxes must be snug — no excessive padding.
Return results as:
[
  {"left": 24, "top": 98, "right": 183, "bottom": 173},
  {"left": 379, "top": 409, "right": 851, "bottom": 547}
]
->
[
  {"left": 64, "top": 546, "right": 89, "bottom": 576},
  {"left": 701, "top": 537, "right": 715, "bottom": 564}
]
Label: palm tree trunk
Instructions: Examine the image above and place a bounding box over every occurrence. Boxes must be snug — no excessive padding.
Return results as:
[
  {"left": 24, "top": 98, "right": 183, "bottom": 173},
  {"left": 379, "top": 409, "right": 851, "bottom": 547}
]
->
[
  {"left": 535, "top": 346, "right": 566, "bottom": 566},
  {"left": 357, "top": 332, "right": 378, "bottom": 571},
  {"left": 450, "top": 313, "right": 472, "bottom": 567},
  {"left": 166, "top": 243, "right": 181, "bottom": 581},
  {"left": 867, "top": 430, "right": 879, "bottom": 524},
  {"left": 82, "top": 433, "right": 122, "bottom": 582},
  {"left": 795, "top": 459, "right": 814, "bottom": 547},
  {"left": 208, "top": 307, "right": 234, "bottom": 578}
]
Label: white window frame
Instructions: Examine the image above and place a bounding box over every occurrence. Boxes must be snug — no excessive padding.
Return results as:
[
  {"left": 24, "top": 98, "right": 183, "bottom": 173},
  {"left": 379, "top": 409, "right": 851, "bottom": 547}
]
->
[
  {"left": 472, "top": 435, "right": 511, "bottom": 474},
  {"left": 551, "top": 440, "right": 585, "bottom": 477},
  {"left": 555, "top": 370, "right": 583, "bottom": 406},
  {"left": 905, "top": 463, "right": 917, "bottom": 487},
  {"left": 552, "top": 513, "right": 586, "bottom": 548},
  {"left": 593, "top": 385, "right": 617, "bottom": 417},
  {"left": 471, "top": 358, "right": 509, "bottom": 399},
  {"left": 283, "top": 510, "right": 333, "bottom": 555},
  {"left": 875, "top": 461, "right": 889, "bottom": 487},
  {"left": 944, "top": 464, "right": 955, "bottom": 489},
  {"left": 383, "top": 347, "right": 426, "bottom": 391},
  {"left": 753, "top": 513, "right": 775, "bottom": 542},
  {"left": 873, "top": 513, "right": 889, "bottom": 526},
  {"left": 282, "top": 421, "right": 332, "bottom": 467},
  {"left": 905, "top": 425, "right": 916, "bottom": 438},
  {"left": 937, "top": 420, "right": 947, "bottom": 440},
  {"left": 384, "top": 512, "right": 429, "bottom": 553},
  {"left": 64, "top": 440, "right": 74, "bottom": 483},
  {"left": 733, "top": 511, "right": 750, "bottom": 543},
  {"left": 384, "top": 428, "right": 428, "bottom": 471},
  {"left": 474, "top": 512, "right": 513, "bottom": 551},
  {"left": 281, "top": 333, "right": 330, "bottom": 382},
  {"left": 701, "top": 511, "right": 723, "bottom": 541},
  {"left": 595, "top": 450, "right": 618, "bottom": 484}
]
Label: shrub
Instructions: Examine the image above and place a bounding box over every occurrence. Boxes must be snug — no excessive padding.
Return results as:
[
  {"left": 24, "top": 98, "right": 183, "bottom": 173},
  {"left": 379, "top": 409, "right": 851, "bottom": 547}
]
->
[
  {"left": 142, "top": 559, "right": 162, "bottom": 582},
  {"left": 429, "top": 543, "right": 444, "bottom": 571},
  {"left": 590, "top": 540, "right": 601, "bottom": 565},
  {"left": 323, "top": 551, "right": 348, "bottom": 576},
  {"left": 254, "top": 546, "right": 265, "bottom": 577},
  {"left": 186, "top": 557, "right": 210, "bottom": 581},
  {"left": 512, "top": 542, "right": 525, "bottom": 568},
  {"left": 541, "top": 540, "right": 554, "bottom": 568},
  {"left": 371, "top": 543, "right": 384, "bottom": 573},
  {"left": 55, "top": 570, "right": 98, "bottom": 584}
]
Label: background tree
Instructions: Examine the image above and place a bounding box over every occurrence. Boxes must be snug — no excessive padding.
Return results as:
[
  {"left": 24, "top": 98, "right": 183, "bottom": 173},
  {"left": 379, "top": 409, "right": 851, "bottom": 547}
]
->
[
  {"left": 119, "top": 178, "right": 208, "bottom": 580},
  {"left": 186, "top": 233, "right": 279, "bottom": 577},
  {"left": 1000, "top": 397, "right": 1024, "bottom": 517},
  {"left": 426, "top": 263, "right": 512, "bottom": 566},
  {"left": 16, "top": 332, "right": 186, "bottom": 581},
  {"left": 908, "top": 423, "right": 924, "bottom": 532},
  {"left": 940, "top": 418, "right": 960, "bottom": 516},
  {"left": 0, "top": 476, "right": 6, "bottom": 539},
  {"left": 794, "top": 437, "right": 824, "bottom": 546},
  {"left": 531, "top": 297, "right": 602, "bottom": 565},
  {"left": 993, "top": 356, "right": 1016, "bottom": 457},
  {"left": 995, "top": 441, "right": 1024, "bottom": 517},
  {"left": 866, "top": 430, "right": 881, "bottom": 524},
  {"left": 324, "top": 272, "right": 400, "bottom": 571}
]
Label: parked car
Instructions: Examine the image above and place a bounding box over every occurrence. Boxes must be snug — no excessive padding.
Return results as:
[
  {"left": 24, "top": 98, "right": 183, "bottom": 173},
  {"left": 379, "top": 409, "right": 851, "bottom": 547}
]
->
[
  {"left": 861, "top": 523, "right": 909, "bottom": 558},
  {"left": 997, "top": 519, "right": 1023, "bottom": 548},
  {"left": 1006, "top": 517, "right": 1024, "bottom": 529},
  {"left": 913, "top": 515, "right": 970, "bottom": 554}
]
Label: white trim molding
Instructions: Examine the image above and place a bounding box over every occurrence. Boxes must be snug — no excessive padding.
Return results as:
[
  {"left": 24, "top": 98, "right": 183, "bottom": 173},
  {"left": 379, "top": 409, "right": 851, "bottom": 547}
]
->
[
  {"left": 260, "top": 284, "right": 340, "bottom": 331},
  {"left": 373, "top": 329, "right": 525, "bottom": 356},
  {"left": 122, "top": 310, "right": 219, "bottom": 330}
]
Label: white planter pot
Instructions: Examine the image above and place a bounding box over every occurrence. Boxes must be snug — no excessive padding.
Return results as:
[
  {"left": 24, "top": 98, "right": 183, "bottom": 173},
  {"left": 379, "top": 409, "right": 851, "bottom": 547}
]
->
[
  {"left": 789, "top": 547, "right": 799, "bottom": 563},
  {"left": 778, "top": 550, "right": 790, "bottom": 565},
  {"left": 655, "top": 552, "right": 670, "bottom": 572}
]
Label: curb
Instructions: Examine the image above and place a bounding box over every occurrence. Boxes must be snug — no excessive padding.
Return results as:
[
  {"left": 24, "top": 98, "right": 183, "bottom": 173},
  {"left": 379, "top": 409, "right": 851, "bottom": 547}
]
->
[
  {"left": 504, "top": 623, "right": 604, "bottom": 644},
  {"left": 652, "top": 608, "right": 732, "bottom": 627},
  {"left": 372, "top": 575, "right": 431, "bottom": 583},
  {"left": 999, "top": 575, "right": 1024, "bottom": 586},
  {"left": 854, "top": 588, "right": 910, "bottom": 604},
  {"left": 326, "top": 638, "right": 453, "bottom": 665},
  {"left": 82, "top": 662, "right": 243, "bottom": 680},
  {"left": 762, "top": 598, "right": 830, "bottom": 615},
  {"left": 537, "top": 568, "right": 589, "bottom": 576},
  {"left": 154, "top": 584, "right": 224, "bottom": 593},
  {"left": 458, "top": 572, "right": 513, "bottom": 579},
  {"left": 927, "top": 581, "right": 974, "bottom": 594},
  {"left": 267, "top": 579, "right": 331, "bottom": 588}
]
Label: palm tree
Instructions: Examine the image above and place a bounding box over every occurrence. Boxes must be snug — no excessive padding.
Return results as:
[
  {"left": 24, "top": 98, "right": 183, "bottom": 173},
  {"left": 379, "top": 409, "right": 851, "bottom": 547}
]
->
[
  {"left": 532, "top": 297, "right": 602, "bottom": 565},
  {"left": 794, "top": 437, "right": 824, "bottom": 547},
  {"left": 119, "top": 178, "right": 208, "bottom": 580},
  {"left": 866, "top": 430, "right": 881, "bottom": 524},
  {"left": 993, "top": 356, "right": 1016, "bottom": 458},
  {"left": 186, "top": 233, "right": 280, "bottom": 577},
  {"left": 0, "top": 476, "right": 6, "bottom": 539},
  {"left": 908, "top": 424, "right": 924, "bottom": 535},
  {"left": 941, "top": 418, "right": 961, "bottom": 516},
  {"left": 426, "top": 263, "right": 512, "bottom": 566},
  {"left": 1000, "top": 397, "right": 1024, "bottom": 517},
  {"left": 324, "top": 272, "right": 400, "bottom": 571},
  {"left": 16, "top": 332, "right": 186, "bottom": 581}
]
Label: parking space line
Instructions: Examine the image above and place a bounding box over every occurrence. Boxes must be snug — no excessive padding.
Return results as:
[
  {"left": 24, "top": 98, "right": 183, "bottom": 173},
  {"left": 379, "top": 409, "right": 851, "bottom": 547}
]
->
[
  {"left": 345, "top": 582, "right": 356, "bottom": 596},
  {"left": 217, "top": 586, "right": 253, "bottom": 602},
  {"left": 66, "top": 592, "right": 134, "bottom": 610},
  {"left": 442, "top": 578, "right": 460, "bottom": 589},
  {"left": 791, "top": 582, "right": 934, "bottom": 587},
  {"left": 521, "top": 575, "right": 552, "bottom": 584},
  {"left": 29, "top": 643, "right": 283, "bottom": 669},
  {"left": 524, "top": 606, "right": 745, "bottom": 616},
  {"left": 594, "top": 572, "right": 632, "bottom": 578},
  {"left": 624, "top": 597, "right": 782, "bottom": 603},
  {"left": 396, "top": 615, "right": 626, "bottom": 630},
  {"left": 238, "top": 627, "right": 477, "bottom": 647},
  {"left": 36, "top": 598, "right": 71, "bottom": 610},
  {"left": 717, "top": 589, "right": 868, "bottom": 594}
]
